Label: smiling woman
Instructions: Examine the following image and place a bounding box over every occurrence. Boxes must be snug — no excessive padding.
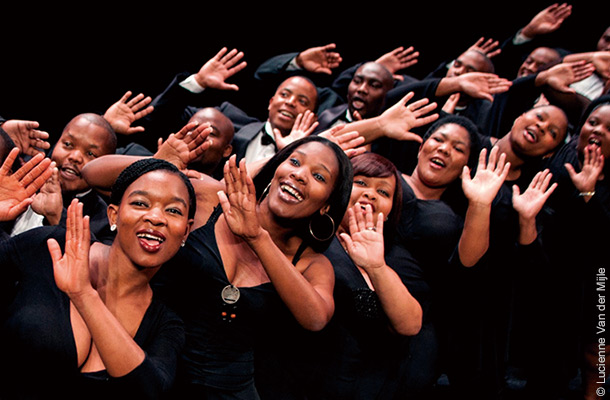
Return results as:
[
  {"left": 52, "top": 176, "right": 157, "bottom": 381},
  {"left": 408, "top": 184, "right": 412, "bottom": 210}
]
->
[
  {"left": 0, "top": 158, "right": 196, "bottom": 399},
  {"left": 79, "top": 134, "right": 353, "bottom": 399}
]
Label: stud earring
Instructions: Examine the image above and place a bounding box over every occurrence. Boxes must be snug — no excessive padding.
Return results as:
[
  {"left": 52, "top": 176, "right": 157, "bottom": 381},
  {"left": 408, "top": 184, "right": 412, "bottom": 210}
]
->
[{"left": 110, "top": 224, "right": 116, "bottom": 232}]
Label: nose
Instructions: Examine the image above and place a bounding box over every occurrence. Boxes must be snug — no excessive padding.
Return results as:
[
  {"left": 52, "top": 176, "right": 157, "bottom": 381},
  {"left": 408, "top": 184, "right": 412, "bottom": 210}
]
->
[
  {"left": 144, "top": 206, "right": 167, "bottom": 226},
  {"left": 363, "top": 188, "right": 377, "bottom": 201},
  {"left": 67, "top": 149, "right": 84, "bottom": 164},
  {"left": 290, "top": 166, "right": 307, "bottom": 184}
]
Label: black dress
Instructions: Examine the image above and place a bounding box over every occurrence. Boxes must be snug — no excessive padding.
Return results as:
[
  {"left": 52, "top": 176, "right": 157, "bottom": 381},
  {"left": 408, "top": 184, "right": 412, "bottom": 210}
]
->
[
  {"left": 153, "top": 207, "right": 282, "bottom": 399},
  {"left": 0, "top": 225, "right": 185, "bottom": 399}
]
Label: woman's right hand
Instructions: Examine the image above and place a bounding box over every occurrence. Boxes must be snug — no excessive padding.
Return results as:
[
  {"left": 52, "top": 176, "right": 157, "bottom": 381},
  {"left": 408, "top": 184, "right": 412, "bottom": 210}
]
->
[{"left": 47, "top": 199, "right": 94, "bottom": 300}]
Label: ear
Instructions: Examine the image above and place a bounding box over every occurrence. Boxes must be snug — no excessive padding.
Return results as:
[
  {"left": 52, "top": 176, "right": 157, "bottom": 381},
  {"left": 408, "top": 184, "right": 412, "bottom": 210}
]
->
[
  {"left": 222, "top": 144, "right": 233, "bottom": 158},
  {"left": 320, "top": 204, "right": 331, "bottom": 215},
  {"left": 107, "top": 204, "right": 118, "bottom": 227},
  {"left": 183, "top": 219, "right": 194, "bottom": 243}
]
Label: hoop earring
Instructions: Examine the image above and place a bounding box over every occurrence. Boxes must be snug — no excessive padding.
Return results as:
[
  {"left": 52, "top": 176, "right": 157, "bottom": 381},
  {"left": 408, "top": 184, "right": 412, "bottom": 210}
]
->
[
  {"left": 309, "top": 213, "right": 335, "bottom": 242},
  {"left": 260, "top": 182, "right": 271, "bottom": 201}
]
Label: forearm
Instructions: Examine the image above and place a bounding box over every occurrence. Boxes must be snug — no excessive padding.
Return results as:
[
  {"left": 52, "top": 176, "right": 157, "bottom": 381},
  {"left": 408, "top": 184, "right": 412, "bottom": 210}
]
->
[
  {"left": 82, "top": 154, "right": 148, "bottom": 191},
  {"left": 366, "top": 264, "right": 422, "bottom": 335},
  {"left": 71, "top": 290, "right": 146, "bottom": 377},
  {"left": 247, "top": 231, "right": 334, "bottom": 331},
  {"left": 458, "top": 202, "right": 492, "bottom": 267}
]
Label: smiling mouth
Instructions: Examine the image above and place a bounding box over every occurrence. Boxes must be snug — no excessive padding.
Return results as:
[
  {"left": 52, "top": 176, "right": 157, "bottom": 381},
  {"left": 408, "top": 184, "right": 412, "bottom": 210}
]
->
[
  {"left": 524, "top": 129, "right": 537, "bottom": 143},
  {"left": 280, "top": 183, "right": 303, "bottom": 202},
  {"left": 279, "top": 110, "right": 295, "bottom": 119},
  {"left": 588, "top": 136, "right": 602, "bottom": 147},
  {"left": 60, "top": 166, "right": 81, "bottom": 179},
  {"left": 430, "top": 157, "right": 446, "bottom": 168}
]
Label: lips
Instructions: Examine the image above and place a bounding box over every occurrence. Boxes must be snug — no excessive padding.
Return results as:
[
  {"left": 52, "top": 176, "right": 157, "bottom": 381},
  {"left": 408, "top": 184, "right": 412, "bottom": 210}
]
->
[
  {"left": 429, "top": 156, "right": 446, "bottom": 169},
  {"left": 59, "top": 164, "right": 81, "bottom": 180},
  {"left": 279, "top": 182, "right": 304, "bottom": 203},
  {"left": 351, "top": 96, "right": 367, "bottom": 110},
  {"left": 278, "top": 109, "right": 296, "bottom": 120},
  {"left": 588, "top": 136, "right": 602, "bottom": 148},
  {"left": 136, "top": 229, "right": 166, "bottom": 253},
  {"left": 524, "top": 128, "right": 538, "bottom": 143}
]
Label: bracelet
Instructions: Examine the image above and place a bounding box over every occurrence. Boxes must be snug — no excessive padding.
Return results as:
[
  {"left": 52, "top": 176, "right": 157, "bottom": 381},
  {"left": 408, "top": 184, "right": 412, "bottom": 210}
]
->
[{"left": 579, "top": 191, "right": 595, "bottom": 197}]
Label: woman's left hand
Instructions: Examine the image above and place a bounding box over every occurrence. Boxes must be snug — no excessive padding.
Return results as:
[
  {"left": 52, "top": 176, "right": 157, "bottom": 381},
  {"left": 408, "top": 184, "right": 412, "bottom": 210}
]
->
[{"left": 339, "top": 203, "right": 385, "bottom": 270}]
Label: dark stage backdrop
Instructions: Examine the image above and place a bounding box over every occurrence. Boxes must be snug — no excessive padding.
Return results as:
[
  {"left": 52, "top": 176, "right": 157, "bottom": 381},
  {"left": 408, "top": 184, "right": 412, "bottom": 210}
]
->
[{"left": 0, "top": 1, "right": 605, "bottom": 144}]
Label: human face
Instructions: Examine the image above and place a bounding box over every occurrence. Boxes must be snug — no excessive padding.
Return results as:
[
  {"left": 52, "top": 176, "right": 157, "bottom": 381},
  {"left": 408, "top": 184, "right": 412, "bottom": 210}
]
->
[
  {"left": 347, "top": 63, "right": 392, "bottom": 119},
  {"left": 266, "top": 141, "right": 339, "bottom": 220},
  {"left": 416, "top": 123, "right": 471, "bottom": 187},
  {"left": 188, "top": 108, "right": 234, "bottom": 172},
  {"left": 517, "top": 47, "right": 560, "bottom": 78},
  {"left": 51, "top": 117, "right": 114, "bottom": 193},
  {"left": 349, "top": 175, "right": 395, "bottom": 225},
  {"left": 268, "top": 77, "right": 317, "bottom": 137},
  {"left": 447, "top": 51, "right": 490, "bottom": 77},
  {"left": 597, "top": 27, "right": 610, "bottom": 51},
  {"left": 509, "top": 105, "right": 567, "bottom": 158},
  {"left": 577, "top": 104, "right": 610, "bottom": 160},
  {"left": 108, "top": 170, "right": 192, "bottom": 268}
]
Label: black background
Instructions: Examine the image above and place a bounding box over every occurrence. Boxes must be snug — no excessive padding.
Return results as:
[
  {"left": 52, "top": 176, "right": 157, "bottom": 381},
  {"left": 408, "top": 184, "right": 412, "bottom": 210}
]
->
[{"left": 1, "top": 1, "right": 606, "bottom": 144}]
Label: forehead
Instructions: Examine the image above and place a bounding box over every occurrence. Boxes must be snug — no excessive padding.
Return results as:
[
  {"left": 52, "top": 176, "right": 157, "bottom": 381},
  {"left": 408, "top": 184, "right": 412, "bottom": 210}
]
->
[
  {"left": 190, "top": 109, "right": 234, "bottom": 136},
  {"left": 355, "top": 63, "right": 388, "bottom": 81},
  {"left": 588, "top": 104, "right": 610, "bottom": 121},
  {"left": 60, "top": 118, "right": 111, "bottom": 148},
  {"left": 430, "top": 123, "right": 471, "bottom": 142},
  {"left": 275, "top": 77, "right": 317, "bottom": 97},
  {"left": 291, "top": 141, "right": 339, "bottom": 170},
  {"left": 529, "top": 47, "right": 559, "bottom": 63},
  {"left": 127, "top": 170, "right": 188, "bottom": 195},
  {"left": 456, "top": 51, "right": 488, "bottom": 69}
]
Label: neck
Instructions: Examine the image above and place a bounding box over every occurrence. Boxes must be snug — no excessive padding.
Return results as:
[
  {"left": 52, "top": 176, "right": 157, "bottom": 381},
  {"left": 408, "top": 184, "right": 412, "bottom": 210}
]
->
[
  {"left": 494, "top": 136, "right": 525, "bottom": 180},
  {"left": 255, "top": 200, "right": 305, "bottom": 254},
  {"left": 404, "top": 172, "right": 446, "bottom": 200},
  {"left": 91, "top": 243, "right": 155, "bottom": 302}
]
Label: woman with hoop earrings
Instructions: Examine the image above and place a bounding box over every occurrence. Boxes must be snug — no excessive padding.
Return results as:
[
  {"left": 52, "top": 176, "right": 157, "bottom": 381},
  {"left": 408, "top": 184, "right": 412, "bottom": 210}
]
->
[{"left": 82, "top": 133, "right": 354, "bottom": 399}]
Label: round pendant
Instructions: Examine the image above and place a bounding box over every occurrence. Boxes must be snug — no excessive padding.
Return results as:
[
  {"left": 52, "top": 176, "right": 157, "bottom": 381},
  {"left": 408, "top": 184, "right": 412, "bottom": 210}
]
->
[{"left": 221, "top": 284, "right": 240, "bottom": 304}]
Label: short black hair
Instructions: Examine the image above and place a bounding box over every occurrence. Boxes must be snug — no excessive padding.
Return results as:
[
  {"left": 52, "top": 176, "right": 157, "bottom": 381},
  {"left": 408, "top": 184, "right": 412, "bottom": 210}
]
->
[{"left": 110, "top": 158, "right": 196, "bottom": 219}]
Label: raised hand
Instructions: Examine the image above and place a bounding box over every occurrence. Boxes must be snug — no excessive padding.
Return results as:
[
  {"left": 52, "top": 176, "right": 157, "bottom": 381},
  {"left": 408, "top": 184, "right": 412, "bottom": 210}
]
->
[
  {"left": 512, "top": 168, "right": 557, "bottom": 221},
  {"left": 462, "top": 146, "right": 511, "bottom": 206},
  {"left": 376, "top": 46, "right": 420, "bottom": 79},
  {"left": 537, "top": 60, "right": 596, "bottom": 92},
  {"left": 217, "top": 155, "right": 263, "bottom": 241},
  {"left": 521, "top": 3, "right": 572, "bottom": 38},
  {"left": 31, "top": 167, "right": 63, "bottom": 225},
  {"left": 103, "top": 91, "right": 154, "bottom": 135},
  {"left": 47, "top": 199, "right": 93, "bottom": 299},
  {"left": 456, "top": 72, "right": 513, "bottom": 101},
  {"left": 564, "top": 145, "right": 604, "bottom": 196},
  {"left": 194, "top": 47, "right": 247, "bottom": 91},
  {"left": 379, "top": 92, "right": 439, "bottom": 142},
  {"left": 154, "top": 122, "right": 212, "bottom": 170},
  {"left": 273, "top": 110, "right": 319, "bottom": 150},
  {"left": 468, "top": 37, "right": 501, "bottom": 59},
  {"left": 1, "top": 119, "right": 51, "bottom": 157},
  {"left": 0, "top": 148, "right": 55, "bottom": 221},
  {"left": 319, "top": 125, "right": 366, "bottom": 158},
  {"left": 296, "top": 43, "right": 343, "bottom": 75},
  {"left": 339, "top": 204, "right": 385, "bottom": 270}
]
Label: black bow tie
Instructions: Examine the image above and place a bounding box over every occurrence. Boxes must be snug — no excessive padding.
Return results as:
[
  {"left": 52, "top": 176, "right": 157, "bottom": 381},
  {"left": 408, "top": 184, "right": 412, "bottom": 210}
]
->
[{"left": 261, "top": 132, "right": 276, "bottom": 148}]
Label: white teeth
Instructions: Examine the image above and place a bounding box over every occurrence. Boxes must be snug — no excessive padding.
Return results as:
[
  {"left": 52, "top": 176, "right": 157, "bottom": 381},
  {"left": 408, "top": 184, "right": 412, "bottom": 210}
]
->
[
  {"left": 280, "top": 184, "right": 303, "bottom": 201},
  {"left": 525, "top": 129, "right": 537, "bottom": 141},
  {"left": 431, "top": 158, "right": 445, "bottom": 167},
  {"left": 280, "top": 111, "right": 295, "bottom": 118},
  {"left": 137, "top": 233, "right": 164, "bottom": 242},
  {"left": 589, "top": 137, "right": 601, "bottom": 145}
]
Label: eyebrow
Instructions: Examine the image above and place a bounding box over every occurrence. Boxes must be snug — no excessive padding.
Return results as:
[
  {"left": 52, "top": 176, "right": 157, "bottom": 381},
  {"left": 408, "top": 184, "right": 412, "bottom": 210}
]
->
[
  {"left": 295, "top": 150, "right": 333, "bottom": 176},
  {"left": 127, "top": 190, "right": 188, "bottom": 207},
  {"left": 438, "top": 132, "right": 468, "bottom": 146}
]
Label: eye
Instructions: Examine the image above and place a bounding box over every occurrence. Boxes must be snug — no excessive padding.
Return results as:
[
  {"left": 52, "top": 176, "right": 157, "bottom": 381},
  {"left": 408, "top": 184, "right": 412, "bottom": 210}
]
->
[
  {"left": 454, "top": 145, "right": 465, "bottom": 154},
  {"left": 63, "top": 141, "right": 73, "bottom": 148},
  {"left": 289, "top": 157, "right": 300, "bottom": 167},
  {"left": 377, "top": 189, "right": 390, "bottom": 197},
  {"left": 313, "top": 172, "right": 327, "bottom": 183},
  {"left": 87, "top": 151, "right": 97, "bottom": 158},
  {"left": 354, "top": 179, "right": 367, "bottom": 187},
  {"left": 130, "top": 200, "right": 148, "bottom": 208},
  {"left": 167, "top": 207, "right": 184, "bottom": 216}
]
